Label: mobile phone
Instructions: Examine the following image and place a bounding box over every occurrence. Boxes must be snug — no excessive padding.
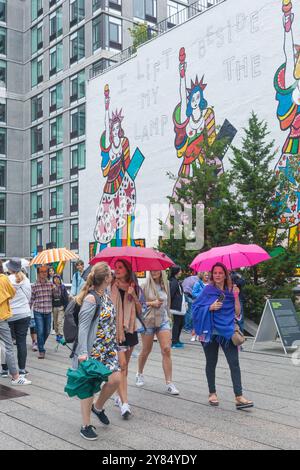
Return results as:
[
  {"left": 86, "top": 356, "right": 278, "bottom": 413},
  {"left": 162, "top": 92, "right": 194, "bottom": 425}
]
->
[{"left": 217, "top": 293, "right": 225, "bottom": 302}]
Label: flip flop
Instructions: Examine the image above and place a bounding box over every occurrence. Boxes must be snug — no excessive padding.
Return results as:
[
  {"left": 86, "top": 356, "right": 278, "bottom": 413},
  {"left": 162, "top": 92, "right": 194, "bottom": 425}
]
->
[
  {"left": 235, "top": 399, "right": 254, "bottom": 410},
  {"left": 208, "top": 394, "right": 219, "bottom": 407}
]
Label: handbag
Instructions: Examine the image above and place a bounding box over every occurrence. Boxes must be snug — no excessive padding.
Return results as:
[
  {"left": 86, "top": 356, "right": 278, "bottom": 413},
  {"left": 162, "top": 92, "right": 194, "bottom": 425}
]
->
[{"left": 231, "top": 322, "right": 245, "bottom": 346}]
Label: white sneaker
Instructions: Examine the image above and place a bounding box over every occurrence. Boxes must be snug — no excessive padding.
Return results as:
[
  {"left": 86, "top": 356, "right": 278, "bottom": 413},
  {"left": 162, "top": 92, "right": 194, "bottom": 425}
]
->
[
  {"left": 11, "top": 376, "right": 32, "bottom": 386},
  {"left": 114, "top": 396, "right": 122, "bottom": 408},
  {"left": 166, "top": 383, "right": 179, "bottom": 395},
  {"left": 121, "top": 403, "right": 131, "bottom": 419},
  {"left": 135, "top": 373, "right": 145, "bottom": 387},
  {"left": 190, "top": 335, "right": 196, "bottom": 342}
]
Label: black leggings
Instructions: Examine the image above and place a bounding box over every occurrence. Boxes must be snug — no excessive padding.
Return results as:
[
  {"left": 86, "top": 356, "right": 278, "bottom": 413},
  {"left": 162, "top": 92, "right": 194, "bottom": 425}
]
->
[
  {"left": 3, "top": 317, "right": 30, "bottom": 371},
  {"left": 202, "top": 337, "right": 243, "bottom": 397},
  {"left": 172, "top": 314, "right": 185, "bottom": 344}
]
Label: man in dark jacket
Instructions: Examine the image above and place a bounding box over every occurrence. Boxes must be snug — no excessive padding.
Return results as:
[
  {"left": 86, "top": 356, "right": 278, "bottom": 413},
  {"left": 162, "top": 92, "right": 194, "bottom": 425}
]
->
[{"left": 169, "top": 266, "right": 186, "bottom": 348}]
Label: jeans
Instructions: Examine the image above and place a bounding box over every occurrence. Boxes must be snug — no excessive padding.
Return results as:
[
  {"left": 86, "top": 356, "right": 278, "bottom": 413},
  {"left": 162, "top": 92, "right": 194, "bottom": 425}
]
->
[
  {"left": 202, "top": 337, "right": 243, "bottom": 397},
  {"left": 184, "top": 296, "right": 193, "bottom": 332},
  {"left": 172, "top": 314, "right": 185, "bottom": 345},
  {"left": 5, "top": 317, "right": 30, "bottom": 371},
  {"left": 34, "top": 312, "right": 52, "bottom": 353},
  {"left": 0, "top": 320, "right": 18, "bottom": 375}
]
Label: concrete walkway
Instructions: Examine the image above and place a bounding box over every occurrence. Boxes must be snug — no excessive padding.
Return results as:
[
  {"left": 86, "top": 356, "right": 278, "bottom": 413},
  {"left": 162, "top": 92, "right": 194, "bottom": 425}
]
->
[{"left": 0, "top": 334, "right": 300, "bottom": 450}]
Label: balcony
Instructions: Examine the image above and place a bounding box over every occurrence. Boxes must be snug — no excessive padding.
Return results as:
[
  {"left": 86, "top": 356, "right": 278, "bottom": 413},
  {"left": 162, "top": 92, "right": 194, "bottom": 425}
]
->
[
  {"left": 70, "top": 55, "right": 78, "bottom": 65},
  {"left": 37, "top": 75, "right": 44, "bottom": 84},
  {"left": 50, "top": 67, "right": 57, "bottom": 77},
  {"left": 70, "top": 93, "right": 78, "bottom": 103},
  {"left": 109, "top": 41, "right": 122, "bottom": 51},
  {"left": 49, "top": 173, "right": 57, "bottom": 182},
  {"left": 36, "top": 209, "right": 43, "bottom": 219},
  {"left": 49, "top": 208, "right": 57, "bottom": 217},
  {"left": 49, "top": 103, "right": 57, "bottom": 113}
]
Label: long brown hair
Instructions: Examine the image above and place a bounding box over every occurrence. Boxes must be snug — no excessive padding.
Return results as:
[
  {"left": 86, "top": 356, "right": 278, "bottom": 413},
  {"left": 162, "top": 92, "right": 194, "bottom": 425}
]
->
[
  {"left": 76, "top": 262, "right": 111, "bottom": 305},
  {"left": 211, "top": 263, "right": 232, "bottom": 291}
]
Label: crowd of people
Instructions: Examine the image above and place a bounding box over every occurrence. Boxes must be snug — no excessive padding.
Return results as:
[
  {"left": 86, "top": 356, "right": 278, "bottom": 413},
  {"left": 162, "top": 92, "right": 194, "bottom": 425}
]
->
[{"left": 0, "top": 256, "right": 253, "bottom": 442}]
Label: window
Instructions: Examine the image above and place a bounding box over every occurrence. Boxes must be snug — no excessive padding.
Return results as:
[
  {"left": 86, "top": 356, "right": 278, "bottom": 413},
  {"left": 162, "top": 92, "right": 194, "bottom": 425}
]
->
[
  {"left": 50, "top": 150, "right": 63, "bottom": 182},
  {"left": 70, "top": 27, "right": 85, "bottom": 64},
  {"left": 0, "top": 127, "right": 6, "bottom": 155},
  {"left": 0, "top": 59, "right": 6, "bottom": 86},
  {"left": 71, "top": 142, "right": 85, "bottom": 174},
  {"left": 93, "top": 0, "right": 102, "bottom": 12},
  {"left": 109, "top": 0, "right": 122, "bottom": 12},
  {"left": 0, "top": 99, "right": 5, "bottom": 122},
  {"left": 0, "top": 192, "right": 5, "bottom": 221},
  {"left": 31, "top": 94, "right": 43, "bottom": 121},
  {"left": 50, "top": 7, "right": 63, "bottom": 41},
  {"left": 0, "top": 27, "right": 6, "bottom": 55},
  {"left": 31, "top": 56, "right": 43, "bottom": 87},
  {"left": 70, "top": 105, "right": 85, "bottom": 139},
  {"left": 31, "top": 125, "right": 43, "bottom": 154},
  {"left": 50, "top": 114, "right": 63, "bottom": 147},
  {"left": 134, "top": 0, "right": 157, "bottom": 21},
  {"left": 50, "top": 185, "right": 63, "bottom": 216},
  {"left": 50, "top": 221, "right": 63, "bottom": 247},
  {"left": 49, "top": 42, "right": 63, "bottom": 76},
  {"left": 0, "top": 1, "right": 6, "bottom": 23},
  {"left": 70, "top": 0, "right": 85, "bottom": 27},
  {"left": 70, "top": 70, "right": 85, "bottom": 102},
  {"left": 0, "top": 160, "right": 5, "bottom": 187},
  {"left": 31, "top": 225, "right": 43, "bottom": 255},
  {"left": 70, "top": 220, "right": 79, "bottom": 250},
  {"left": 0, "top": 226, "right": 5, "bottom": 255},
  {"left": 50, "top": 82, "right": 63, "bottom": 112},
  {"left": 31, "top": 192, "right": 43, "bottom": 220},
  {"left": 92, "top": 15, "right": 102, "bottom": 52},
  {"left": 70, "top": 183, "right": 78, "bottom": 212},
  {"left": 31, "top": 159, "right": 43, "bottom": 186},
  {"left": 107, "top": 16, "right": 122, "bottom": 49},
  {"left": 32, "top": 0, "right": 43, "bottom": 22},
  {"left": 31, "top": 22, "right": 43, "bottom": 54}
]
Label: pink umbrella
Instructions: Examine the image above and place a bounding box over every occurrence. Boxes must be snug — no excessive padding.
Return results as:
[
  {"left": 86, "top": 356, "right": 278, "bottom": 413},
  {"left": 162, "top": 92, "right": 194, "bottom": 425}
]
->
[
  {"left": 190, "top": 243, "right": 271, "bottom": 272},
  {"left": 90, "top": 246, "right": 175, "bottom": 272}
]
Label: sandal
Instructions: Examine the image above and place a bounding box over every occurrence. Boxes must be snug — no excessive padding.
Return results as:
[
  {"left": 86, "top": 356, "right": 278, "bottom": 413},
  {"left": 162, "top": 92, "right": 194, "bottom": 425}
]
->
[
  {"left": 235, "top": 396, "right": 254, "bottom": 410},
  {"left": 208, "top": 393, "right": 219, "bottom": 407}
]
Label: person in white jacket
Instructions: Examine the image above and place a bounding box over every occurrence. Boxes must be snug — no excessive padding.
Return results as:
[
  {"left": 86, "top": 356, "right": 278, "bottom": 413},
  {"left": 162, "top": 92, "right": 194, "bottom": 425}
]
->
[{"left": 2, "top": 258, "right": 32, "bottom": 377}]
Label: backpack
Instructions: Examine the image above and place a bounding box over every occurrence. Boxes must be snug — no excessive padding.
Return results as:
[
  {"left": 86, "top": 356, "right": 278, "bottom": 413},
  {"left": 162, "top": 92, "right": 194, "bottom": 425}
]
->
[{"left": 63, "top": 290, "right": 102, "bottom": 344}]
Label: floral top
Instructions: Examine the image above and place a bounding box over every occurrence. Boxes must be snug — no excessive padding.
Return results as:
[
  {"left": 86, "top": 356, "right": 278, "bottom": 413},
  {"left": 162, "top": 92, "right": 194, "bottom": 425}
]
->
[{"left": 90, "top": 293, "right": 120, "bottom": 373}]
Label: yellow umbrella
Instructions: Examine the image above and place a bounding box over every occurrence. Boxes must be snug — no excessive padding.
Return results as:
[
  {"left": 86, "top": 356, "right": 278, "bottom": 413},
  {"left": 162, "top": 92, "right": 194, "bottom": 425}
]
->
[{"left": 30, "top": 248, "right": 79, "bottom": 266}]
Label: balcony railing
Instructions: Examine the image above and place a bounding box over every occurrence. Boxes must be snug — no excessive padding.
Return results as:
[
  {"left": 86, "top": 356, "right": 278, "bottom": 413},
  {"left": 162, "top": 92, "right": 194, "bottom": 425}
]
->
[{"left": 90, "top": 0, "right": 226, "bottom": 80}]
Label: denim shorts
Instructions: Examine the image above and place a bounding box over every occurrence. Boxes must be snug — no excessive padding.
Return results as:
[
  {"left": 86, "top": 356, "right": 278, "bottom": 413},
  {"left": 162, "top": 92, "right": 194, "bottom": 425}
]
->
[{"left": 142, "top": 320, "right": 171, "bottom": 336}]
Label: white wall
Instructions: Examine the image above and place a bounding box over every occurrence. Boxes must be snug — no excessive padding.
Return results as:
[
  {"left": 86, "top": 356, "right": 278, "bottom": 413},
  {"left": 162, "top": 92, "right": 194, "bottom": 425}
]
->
[{"left": 80, "top": 0, "right": 297, "bottom": 263}]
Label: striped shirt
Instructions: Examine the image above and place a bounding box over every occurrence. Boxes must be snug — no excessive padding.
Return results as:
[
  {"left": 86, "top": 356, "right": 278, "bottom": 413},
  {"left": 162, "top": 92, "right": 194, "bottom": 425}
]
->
[{"left": 30, "top": 281, "right": 54, "bottom": 314}]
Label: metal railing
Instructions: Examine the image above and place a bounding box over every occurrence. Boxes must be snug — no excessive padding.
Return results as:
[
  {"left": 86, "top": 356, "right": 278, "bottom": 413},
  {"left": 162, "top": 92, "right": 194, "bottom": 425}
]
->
[{"left": 89, "top": 0, "right": 226, "bottom": 80}]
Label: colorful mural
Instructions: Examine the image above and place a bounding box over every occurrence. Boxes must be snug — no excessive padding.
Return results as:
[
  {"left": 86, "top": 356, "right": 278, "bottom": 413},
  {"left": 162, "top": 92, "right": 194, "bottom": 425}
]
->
[
  {"left": 172, "top": 47, "right": 236, "bottom": 198},
  {"left": 274, "top": 0, "right": 300, "bottom": 245},
  {"left": 93, "top": 85, "right": 145, "bottom": 252}
]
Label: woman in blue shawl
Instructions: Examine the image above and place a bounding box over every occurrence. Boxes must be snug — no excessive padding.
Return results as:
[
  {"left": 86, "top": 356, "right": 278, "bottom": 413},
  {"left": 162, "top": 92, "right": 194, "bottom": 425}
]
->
[{"left": 192, "top": 263, "right": 253, "bottom": 410}]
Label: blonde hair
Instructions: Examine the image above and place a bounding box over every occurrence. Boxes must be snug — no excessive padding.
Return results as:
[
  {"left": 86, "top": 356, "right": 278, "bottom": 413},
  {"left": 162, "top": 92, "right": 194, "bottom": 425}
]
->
[
  {"left": 14, "top": 271, "right": 26, "bottom": 284},
  {"left": 143, "top": 271, "right": 170, "bottom": 302},
  {"left": 76, "top": 262, "right": 110, "bottom": 305}
]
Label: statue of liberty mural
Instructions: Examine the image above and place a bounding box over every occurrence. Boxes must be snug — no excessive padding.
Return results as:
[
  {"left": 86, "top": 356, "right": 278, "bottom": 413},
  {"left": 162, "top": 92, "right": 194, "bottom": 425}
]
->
[
  {"left": 274, "top": 0, "right": 300, "bottom": 244},
  {"left": 172, "top": 47, "right": 236, "bottom": 198},
  {"left": 94, "top": 85, "right": 144, "bottom": 250}
]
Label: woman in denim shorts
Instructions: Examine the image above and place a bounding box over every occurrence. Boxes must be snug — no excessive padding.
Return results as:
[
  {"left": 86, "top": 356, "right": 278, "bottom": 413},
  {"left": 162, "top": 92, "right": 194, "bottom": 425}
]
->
[{"left": 136, "top": 271, "right": 179, "bottom": 395}]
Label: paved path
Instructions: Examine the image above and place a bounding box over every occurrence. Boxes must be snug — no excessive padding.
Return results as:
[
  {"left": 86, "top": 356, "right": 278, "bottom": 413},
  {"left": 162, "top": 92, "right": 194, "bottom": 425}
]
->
[{"left": 0, "top": 334, "right": 300, "bottom": 450}]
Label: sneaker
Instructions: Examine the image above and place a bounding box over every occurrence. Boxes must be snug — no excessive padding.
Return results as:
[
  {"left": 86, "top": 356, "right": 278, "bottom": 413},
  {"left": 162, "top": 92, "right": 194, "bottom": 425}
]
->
[
  {"left": 38, "top": 352, "right": 45, "bottom": 359},
  {"left": 166, "top": 383, "right": 179, "bottom": 395},
  {"left": 1, "top": 370, "right": 8, "bottom": 378},
  {"left": 190, "top": 335, "right": 196, "bottom": 342},
  {"left": 135, "top": 373, "right": 145, "bottom": 387},
  {"left": 19, "top": 369, "right": 29, "bottom": 376},
  {"left": 121, "top": 403, "right": 132, "bottom": 419},
  {"left": 32, "top": 341, "right": 38, "bottom": 352},
  {"left": 114, "top": 396, "right": 122, "bottom": 408},
  {"left": 50, "top": 329, "right": 56, "bottom": 335},
  {"left": 91, "top": 405, "right": 110, "bottom": 425},
  {"left": 11, "top": 376, "right": 32, "bottom": 386},
  {"left": 176, "top": 342, "right": 184, "bottom": 348},
  {"left": 80, "top": 425, "right": 98, "bottom": 441}
]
